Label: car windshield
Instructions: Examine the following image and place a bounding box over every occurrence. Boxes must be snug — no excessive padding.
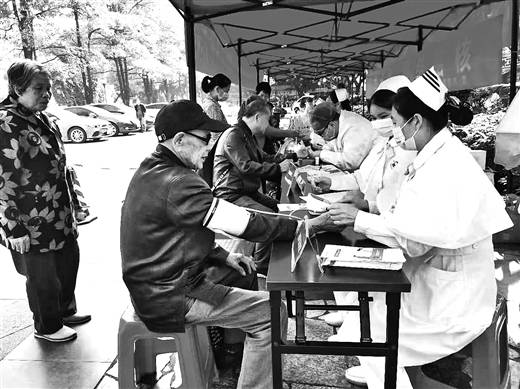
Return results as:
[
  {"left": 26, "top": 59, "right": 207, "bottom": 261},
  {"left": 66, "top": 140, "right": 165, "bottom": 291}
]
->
[
  {"left": 47, "top": 107, "right": 82, "bottom": 120},
  {"left": 82, "top": 106, "right": 112, "bottom": 116}
]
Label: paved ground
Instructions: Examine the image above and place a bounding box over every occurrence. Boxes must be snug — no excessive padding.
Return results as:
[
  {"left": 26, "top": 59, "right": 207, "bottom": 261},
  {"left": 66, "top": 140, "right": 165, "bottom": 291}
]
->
[{"left": 1, "top": 130, "right": 520, "bottom": 388}]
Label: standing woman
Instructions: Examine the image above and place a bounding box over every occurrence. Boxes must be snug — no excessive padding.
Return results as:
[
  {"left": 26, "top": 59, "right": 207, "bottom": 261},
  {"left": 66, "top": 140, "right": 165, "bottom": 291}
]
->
[
  {"left": 0, "top": 60, "right": 90, "bottom": 343},
  {"left": 201, "top": 73, "right": 231, "bottom": 142},
  {"left": 325, "top": 68, "right": 512, "bottom": 388}
]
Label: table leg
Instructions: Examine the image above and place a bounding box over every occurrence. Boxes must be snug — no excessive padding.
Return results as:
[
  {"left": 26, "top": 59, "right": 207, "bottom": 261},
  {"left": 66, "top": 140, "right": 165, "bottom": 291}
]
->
[
  {"left": 358, "top": 292, "right": 372, "bottom": 343},
  {"left": 295, "top": 291, "right": 306, "bottom": 344},
  {"left": 270, "top": 291, "right": 283, "bottom": 389},
  {"left": 286, "top": 291, "right": 294, "bottom": 318},
  {"left": 384, "top": 292, "right": 401, "bottom": 389}
]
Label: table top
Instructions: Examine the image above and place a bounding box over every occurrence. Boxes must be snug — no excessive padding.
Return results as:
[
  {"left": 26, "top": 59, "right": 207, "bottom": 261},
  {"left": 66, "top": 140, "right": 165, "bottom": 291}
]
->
[{"left": 267, "top": 231, "right": 411, "bottom": 293}]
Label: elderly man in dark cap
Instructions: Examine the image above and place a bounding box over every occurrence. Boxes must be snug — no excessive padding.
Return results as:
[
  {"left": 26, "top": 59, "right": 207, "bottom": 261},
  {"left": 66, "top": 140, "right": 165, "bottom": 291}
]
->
[{"left": 120, "top": 100, "right": 328, "bottom": 388}]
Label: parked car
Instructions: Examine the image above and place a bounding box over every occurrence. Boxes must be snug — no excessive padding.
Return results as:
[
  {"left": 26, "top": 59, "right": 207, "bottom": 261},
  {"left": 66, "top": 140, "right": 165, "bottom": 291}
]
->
[
  {"left": 64, "top": 106, "right": 139, "bottom": 135},
  {"left": 91, "top": 103, "right": 154, "bottom": 129},
  {"left": 145, "top": 102, "right": 169, "bottom": 122},
  {"left": 45, "top": 107, "right": 112, "bottom": 143},
  {"left": 291, "top": 94, "right": 314, "bottom": 113}
]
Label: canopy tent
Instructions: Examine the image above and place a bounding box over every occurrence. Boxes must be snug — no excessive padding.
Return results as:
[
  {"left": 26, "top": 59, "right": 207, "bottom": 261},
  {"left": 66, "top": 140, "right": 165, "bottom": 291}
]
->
[{"left": 169, "top": 0, "right": 516, "bottom": 104}]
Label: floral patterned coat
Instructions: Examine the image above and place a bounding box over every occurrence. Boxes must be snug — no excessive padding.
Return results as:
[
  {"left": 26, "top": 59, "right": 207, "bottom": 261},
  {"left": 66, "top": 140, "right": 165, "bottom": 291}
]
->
[{"left": 0, "top": 96, "right": 77, "bottom": 253}]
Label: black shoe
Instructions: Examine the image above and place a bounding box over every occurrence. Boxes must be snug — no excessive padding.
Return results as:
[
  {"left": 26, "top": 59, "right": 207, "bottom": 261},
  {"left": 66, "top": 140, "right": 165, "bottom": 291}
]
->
[{"left": 63, "top": 314, "right": 91, "bottom": 325}]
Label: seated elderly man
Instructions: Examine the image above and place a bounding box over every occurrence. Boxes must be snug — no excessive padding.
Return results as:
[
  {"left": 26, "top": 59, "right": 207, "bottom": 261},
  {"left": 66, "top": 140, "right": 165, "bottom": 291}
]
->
[
  {"left": 308, "top": 99, "right": 376, "bottom": 172},
  {"left": 121, "top": 100, "right": 326, "bottom": 388}
]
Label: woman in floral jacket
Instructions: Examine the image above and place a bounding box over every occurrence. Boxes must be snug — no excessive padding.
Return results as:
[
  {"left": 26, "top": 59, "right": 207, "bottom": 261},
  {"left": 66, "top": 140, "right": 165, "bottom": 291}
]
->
[{"left": 0, "top": 60, "right": 90, "bottom": 342}]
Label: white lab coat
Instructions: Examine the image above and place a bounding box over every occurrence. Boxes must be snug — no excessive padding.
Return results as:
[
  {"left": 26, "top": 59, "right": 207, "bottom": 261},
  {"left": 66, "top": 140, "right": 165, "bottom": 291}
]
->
[
  {"left": 320, "top": 111, "right": 376, "bottom": 171},
  {"left": 335, "top": 129, "right": 512, "bottom": 389},
  {"left": 329, "top": 137, "right": 416, "bottom": 214}
]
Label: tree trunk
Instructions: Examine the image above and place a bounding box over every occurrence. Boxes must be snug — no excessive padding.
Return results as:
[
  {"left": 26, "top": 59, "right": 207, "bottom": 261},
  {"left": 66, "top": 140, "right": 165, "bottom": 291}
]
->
[
  {"left": 114, "top": 58, "right": 124, "bottom": 103},
  {"left": 72, "top": 4, "right": 89, "bottom": 104},
  {"left": 12, "top": 0, "right": 37, "bottom": 59},
  {"left": 122, "top": 58, "right": 130, "bottom": 105}
]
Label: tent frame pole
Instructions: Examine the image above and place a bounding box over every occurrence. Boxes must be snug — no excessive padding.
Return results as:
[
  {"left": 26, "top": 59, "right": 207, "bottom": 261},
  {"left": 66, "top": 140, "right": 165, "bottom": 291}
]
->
[
  {"left": 361, "top": 62, "right": 366, "bottom": 116},
  {"left": 184, "top": 7, "right": 196, "bottom": 102},
  {"left": 238, "top": 38, "right": 243, "bottom": 105},
  {"left": 510, "top": 0, "right": 519, "bottom": 103},
  {"left": 256, "top": 58, "right": 260, "bottom": 85}
]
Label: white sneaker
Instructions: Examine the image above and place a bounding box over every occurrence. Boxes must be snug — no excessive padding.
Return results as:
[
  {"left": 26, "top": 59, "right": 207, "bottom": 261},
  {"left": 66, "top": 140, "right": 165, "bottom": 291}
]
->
[
  {"left": 320, "top": 311, "right": 344, "bottom": 327},
  {"left": 345, "top": 365, "right": 368, "bottom": 387},
  {"left": 34, "top": 325, "right": 77, "bottom": 343}
]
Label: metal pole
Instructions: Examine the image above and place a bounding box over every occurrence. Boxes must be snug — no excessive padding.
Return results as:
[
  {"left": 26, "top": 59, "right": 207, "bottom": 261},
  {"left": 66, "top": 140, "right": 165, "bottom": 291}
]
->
[
  {"left": 184, "top": 8, "right": 196, "bottom": 102},
  {"left": 256, "top": 58, "right": 260, "bottom": 85},
  {"left": 361, "top": 63, "right": 366, "bottom": 115},
  {"left": 510, "top": 0, "right": 519, "bottom": 103},
  {"left": 238, "top": 39, "right": 243, "bottom": 105},
  {"left": 267, "top": 69, "right": 270, "bottom": 84}
]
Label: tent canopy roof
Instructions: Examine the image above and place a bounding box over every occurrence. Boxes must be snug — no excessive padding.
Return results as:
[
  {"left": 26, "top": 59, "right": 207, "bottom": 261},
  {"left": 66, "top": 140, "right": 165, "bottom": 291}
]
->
[{"left": 170, "top": 0, "right": 503, "bottom": 83}]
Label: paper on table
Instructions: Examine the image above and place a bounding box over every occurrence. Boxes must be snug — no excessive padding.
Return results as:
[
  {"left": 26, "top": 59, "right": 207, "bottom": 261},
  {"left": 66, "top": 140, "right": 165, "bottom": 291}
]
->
[
  {"left": 320, "top": 245, "right": 405, "bottom": 270},
  {"left": 278, "top": 203, "right": 306, "bottom": 212},
  {"left": 300, "top": 195, "right": 328, "bottom": 213}
]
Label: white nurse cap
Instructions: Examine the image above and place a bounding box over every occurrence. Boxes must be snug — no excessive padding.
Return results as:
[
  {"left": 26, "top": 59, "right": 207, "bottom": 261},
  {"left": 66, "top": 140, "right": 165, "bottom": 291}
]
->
[
  {"left": 375, "top": 75, "right": 410, "bottom": 93},
  {"left": 409, "top": 67, "right": 448, "bottom": 111}
]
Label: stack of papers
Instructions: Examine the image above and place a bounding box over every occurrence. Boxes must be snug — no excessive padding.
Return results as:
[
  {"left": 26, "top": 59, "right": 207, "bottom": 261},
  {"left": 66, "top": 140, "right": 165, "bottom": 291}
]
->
[{"left": 320, "top": 245, "right": 405, "bottom": 270}]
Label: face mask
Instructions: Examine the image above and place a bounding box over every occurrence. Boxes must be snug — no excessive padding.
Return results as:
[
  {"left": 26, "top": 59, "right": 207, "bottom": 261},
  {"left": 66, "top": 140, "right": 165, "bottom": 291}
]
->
[
  {"left": 392, "top": 116, "right": 420, "bottom": 151},
  {"left": 371, "top": 118, "right": 393, "bottom": 137}
]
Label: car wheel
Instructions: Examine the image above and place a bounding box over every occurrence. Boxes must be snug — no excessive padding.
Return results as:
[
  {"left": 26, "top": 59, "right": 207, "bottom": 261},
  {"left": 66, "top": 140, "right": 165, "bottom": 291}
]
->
[
  {"left": 68, "top": 127, "right": 87, "bottom": 143},
  {"left": 109, "top": 122, "right": 120, "bottom": 135}
]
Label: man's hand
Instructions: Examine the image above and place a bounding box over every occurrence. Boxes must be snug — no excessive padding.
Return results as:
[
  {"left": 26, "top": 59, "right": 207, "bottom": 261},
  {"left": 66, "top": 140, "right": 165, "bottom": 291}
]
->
[
  {"left": 339, "top": 190, "right": 369, "bottom": 211},
  {"left": 75, "top": 208, "right": 89, "bottom": 222},
  {"left": 310, "top": 176, "right": 331, "bottom": 194},
  {"left": 279, "top": 159, "right": 292, "bottom": 173},
  {"left": 327, "top": 203, "right": 360, "bottom": 226},
  {"left": 306, "top": 212, "right": 341, "bottom": 233},
  {"left": 226, "top": 253, "right": 256, "bottom": 276},
  {"left": 295, "top": 127, "right": 311, "bottom": 140},
  {"left": 7, "top": 235, "right": 30, "bottom": 254}
]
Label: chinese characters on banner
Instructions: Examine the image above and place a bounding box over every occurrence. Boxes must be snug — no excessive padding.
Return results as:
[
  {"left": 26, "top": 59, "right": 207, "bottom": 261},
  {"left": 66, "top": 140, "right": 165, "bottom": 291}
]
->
[{"left": 367, "top": 16, "right": 503, "bottom": 95}]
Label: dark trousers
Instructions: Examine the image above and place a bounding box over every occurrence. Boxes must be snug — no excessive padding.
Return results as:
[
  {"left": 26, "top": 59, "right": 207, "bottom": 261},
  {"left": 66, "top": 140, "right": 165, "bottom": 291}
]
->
[
  {"left": 11, "top": 235, "right": 79, "bottom": 334},
  {"left": 232, "top": 192, "right": 279, "bottom": 274}
]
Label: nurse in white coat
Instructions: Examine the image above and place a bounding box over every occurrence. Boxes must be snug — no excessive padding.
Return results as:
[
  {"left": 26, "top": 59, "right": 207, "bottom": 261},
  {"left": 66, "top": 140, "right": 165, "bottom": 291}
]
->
[
  {"left": 325, "top": 68, "right": 513, "bottom": 389},
  {"left": 311, "top": 76, "right": 416, "bottom": 215}
]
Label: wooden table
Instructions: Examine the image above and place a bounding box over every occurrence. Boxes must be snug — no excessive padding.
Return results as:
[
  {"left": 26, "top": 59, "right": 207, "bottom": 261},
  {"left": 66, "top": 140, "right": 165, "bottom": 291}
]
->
[{"left": 267, "top": 230, "right": 411, "bottom": 389}]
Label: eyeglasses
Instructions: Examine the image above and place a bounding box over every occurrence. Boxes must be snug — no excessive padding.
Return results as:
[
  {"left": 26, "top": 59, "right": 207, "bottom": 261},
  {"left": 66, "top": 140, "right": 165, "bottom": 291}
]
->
[{"left": 185, "top": 131, "right": 211, "bottom": 145}]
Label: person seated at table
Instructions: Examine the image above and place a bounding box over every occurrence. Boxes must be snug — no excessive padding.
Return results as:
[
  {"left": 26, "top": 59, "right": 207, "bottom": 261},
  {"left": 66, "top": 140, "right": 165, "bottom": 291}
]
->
[
  {"left": 121, "top": 100, "right": 330, "bottom": 388},
  {"left": 213, "top": 99, "right": 294, "bottom": 274},
  {"left": 308, "top": 98, "right": 376, "bottom": 171},
  {"left": 320, "top": 68, "right": 512, "bottom": 389},
  {"left": 311, "top": 76, "right": 416, "bottom": 215},
  {"left": 311, "top": 76, "right": 417, "bottom": 331},
  {"left": 238, "top": 83, "right": 308, "bottom": 147}
]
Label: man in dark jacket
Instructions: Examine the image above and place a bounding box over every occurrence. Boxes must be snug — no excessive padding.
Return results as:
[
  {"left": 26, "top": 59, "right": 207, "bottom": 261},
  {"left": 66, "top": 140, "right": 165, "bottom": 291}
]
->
[
  {"left": 121, "top": 100, "right": 309, "bottom": 388},
  {"left": 213, "top": 99, "right": 292, "bottom": 274}
]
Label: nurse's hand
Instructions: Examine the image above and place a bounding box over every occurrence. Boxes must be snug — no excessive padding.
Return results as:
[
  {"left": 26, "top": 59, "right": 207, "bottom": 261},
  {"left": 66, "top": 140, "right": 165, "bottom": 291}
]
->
[
  {"left": 327, "top": 203, "right": 359, "bottom": 226},
  {"left": 226, "top": 253, "right": 256, "bottom": 276},
  {"left": 307, "top": 149, "right": 321, "bottom": 159},
  {"left": 339, "top": 190, "right": 369, "bottom": 211},
  {"left": 310, "top": 176, "right": 331, "bottom": 193}
]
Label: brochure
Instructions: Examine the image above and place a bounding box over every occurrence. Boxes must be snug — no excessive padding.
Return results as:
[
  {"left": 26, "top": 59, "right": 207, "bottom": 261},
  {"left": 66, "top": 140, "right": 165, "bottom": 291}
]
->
[{"left": 320, "top": 245, "right": 405, "bottom": 271}]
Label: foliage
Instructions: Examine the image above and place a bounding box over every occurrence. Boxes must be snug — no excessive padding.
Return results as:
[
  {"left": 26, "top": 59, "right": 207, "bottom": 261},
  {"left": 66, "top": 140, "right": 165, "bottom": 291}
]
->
[{"left": 0, "top": 0, "right": 188, "bottom": 105}]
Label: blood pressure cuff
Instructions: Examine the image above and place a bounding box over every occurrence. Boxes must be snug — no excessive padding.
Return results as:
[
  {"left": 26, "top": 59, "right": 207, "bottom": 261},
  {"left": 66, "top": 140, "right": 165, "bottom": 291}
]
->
[{"left": 203, "top": 198, "right": 251, "bottom": 237}]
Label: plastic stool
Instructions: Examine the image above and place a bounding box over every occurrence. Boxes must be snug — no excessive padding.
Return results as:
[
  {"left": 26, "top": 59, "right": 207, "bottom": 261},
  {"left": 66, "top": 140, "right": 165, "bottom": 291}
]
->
[
  {"left": 471, "top": 295, "right": 510, "bottom": 389},
  {"left": 117, "top": 306, "right": 215, "bottom": 389}
]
